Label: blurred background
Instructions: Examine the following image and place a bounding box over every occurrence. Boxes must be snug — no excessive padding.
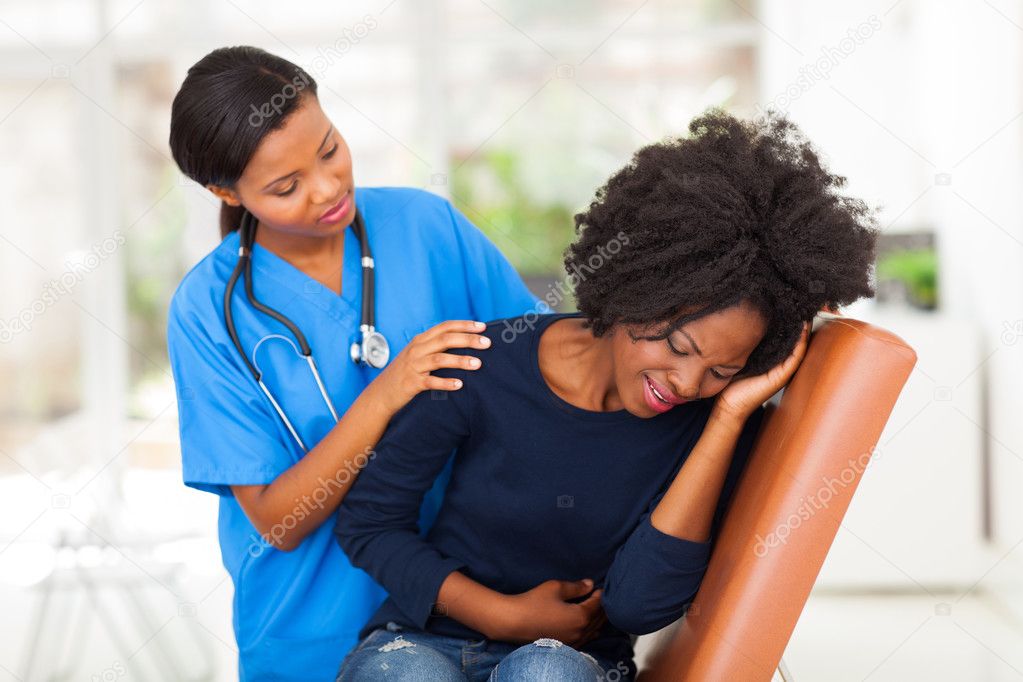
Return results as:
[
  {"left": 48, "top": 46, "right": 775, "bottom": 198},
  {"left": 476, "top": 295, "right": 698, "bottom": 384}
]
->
[{"left": 2, "top": 0, "right": 1023, "bottom": 679}]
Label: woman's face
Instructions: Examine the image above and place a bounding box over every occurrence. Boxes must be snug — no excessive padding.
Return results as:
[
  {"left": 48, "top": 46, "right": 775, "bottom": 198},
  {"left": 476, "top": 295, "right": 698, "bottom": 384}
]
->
[
  {"left": 210, "top": 95, "right": 356, "bottom": 238},
  {"left": 609, "top": 301, "right": 767, "bottom": 418}
]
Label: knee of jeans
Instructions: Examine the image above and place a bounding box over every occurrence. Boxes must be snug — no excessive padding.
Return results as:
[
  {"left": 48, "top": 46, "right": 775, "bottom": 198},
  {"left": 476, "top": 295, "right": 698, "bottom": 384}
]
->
[
  {"left": 532, "top": 637, "right": 565, "bottom": 649},
  {"left": 376, "top": 634, "right": 417, "bottom": 653},
  {"left": 490, "top": 639, "right": 604, "bottom": 681},
  {"left": 336, "top": 633, "right": 460, "bottom": 682}
]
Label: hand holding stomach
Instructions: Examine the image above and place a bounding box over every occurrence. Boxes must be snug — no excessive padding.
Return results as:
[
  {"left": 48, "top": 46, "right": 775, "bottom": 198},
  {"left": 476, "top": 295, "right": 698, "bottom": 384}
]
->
[{"left": 492, "top": 578, "right": 607, "bottom": 647}]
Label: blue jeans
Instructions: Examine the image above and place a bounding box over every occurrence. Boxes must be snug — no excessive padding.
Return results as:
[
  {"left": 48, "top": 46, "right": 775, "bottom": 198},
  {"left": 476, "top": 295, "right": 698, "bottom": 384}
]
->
[{"left": 335, "top": 622, "right": 632, "bottom": 681}]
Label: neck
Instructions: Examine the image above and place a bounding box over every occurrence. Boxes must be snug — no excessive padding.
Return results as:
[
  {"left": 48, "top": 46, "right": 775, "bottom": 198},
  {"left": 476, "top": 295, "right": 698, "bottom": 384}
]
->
[
  {"left": 538, "top": 316, "right": 621, "bottom": 411},
  {"left": 253, "top": 221, "right": 345, "bottom": 268}
]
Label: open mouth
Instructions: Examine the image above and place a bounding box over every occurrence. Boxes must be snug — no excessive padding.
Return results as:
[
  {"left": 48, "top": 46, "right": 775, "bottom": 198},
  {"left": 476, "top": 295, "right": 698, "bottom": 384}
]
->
[
  {"left": 643, "top": 374, "right": 686, "bottom": 413},
  {"left": 648, "top": 378, "right": 673, "bottom": 404}
]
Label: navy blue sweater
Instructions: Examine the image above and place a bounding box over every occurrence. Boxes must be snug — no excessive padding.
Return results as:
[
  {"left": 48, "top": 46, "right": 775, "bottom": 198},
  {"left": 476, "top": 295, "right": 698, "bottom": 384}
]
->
[{"left": 335, "top": 312, "right": 765, "bottom": 669}]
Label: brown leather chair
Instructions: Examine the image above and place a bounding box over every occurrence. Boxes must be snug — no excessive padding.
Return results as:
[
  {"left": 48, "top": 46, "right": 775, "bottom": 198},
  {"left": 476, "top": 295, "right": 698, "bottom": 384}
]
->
[{"left": 637, "top": 312, "right": 917, "bottom": 681}]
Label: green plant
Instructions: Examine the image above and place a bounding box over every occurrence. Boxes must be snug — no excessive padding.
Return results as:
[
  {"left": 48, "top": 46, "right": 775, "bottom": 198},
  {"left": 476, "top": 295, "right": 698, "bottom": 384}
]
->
[
  {"left": 450, "top": 149, "right": 576, "bottom": 276},
  {"left": 876, "top": 248, "right": 938, "bottom": 309}
]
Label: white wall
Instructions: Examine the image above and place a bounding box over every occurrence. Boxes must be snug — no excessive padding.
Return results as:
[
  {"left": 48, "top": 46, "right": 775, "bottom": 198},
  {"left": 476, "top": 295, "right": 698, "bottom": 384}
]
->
[{"left": 759, "top": 0, "right": 1023, "bottom": 611}]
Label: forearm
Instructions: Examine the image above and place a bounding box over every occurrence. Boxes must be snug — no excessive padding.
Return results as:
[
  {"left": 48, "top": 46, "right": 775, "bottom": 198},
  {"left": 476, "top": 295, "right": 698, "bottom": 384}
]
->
[
  {"left": 435, "top": 570, "right": 510, "bottom": 639},
  {"left": 603, "top": 408, "right": 761, "bottom": 634},
  {"left": 233, "top": 381, "right": 396, "bottom": 550},
  {"left": 649, "top": 409, "right": 747, "bottom": 542}
]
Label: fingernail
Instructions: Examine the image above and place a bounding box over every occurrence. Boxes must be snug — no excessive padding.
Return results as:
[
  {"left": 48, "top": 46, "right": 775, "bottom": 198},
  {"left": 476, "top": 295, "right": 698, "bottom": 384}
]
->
[
  {"left": 583, "top": 579, "right": 593, "bottom": 587},
  {"left": 452, "top": 379, "right": 462, "bottom": 388},
  {"left": 479, "top": 337, "right": 491, "bottom": 347},
  {"left": 469, "top": 358, "right": 481, "bottom": 368},
  {"left": 475, "top": 321, "right": 486, "bottom": 329}
]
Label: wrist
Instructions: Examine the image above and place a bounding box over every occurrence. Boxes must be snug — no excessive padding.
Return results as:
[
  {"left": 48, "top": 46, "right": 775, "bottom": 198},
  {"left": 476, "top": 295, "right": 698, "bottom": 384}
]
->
[
  {"left": 708, "top": 404, "right": 753, "bottom": 431},
  {"left": 484, "top": 594, "right": 521, "bottom": 640},
  {"left": 362, "top": 375, "right": 401, "bottom": 418}
]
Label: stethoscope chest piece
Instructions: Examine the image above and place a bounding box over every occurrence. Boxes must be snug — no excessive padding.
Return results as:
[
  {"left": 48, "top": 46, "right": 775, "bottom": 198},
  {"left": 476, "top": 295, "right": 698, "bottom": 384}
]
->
[
  {"left": 350, "top": 326, "right": 390, "bottom": 369},
  {"left": 224, "top": 206, "right": 390, "bottom": 452}
]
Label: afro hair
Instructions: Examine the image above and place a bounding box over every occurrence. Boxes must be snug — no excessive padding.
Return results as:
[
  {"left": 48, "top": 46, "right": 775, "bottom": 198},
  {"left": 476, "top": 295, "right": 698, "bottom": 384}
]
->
[{"left": 564, "top": 108, "right": 879, "bottom": 378}]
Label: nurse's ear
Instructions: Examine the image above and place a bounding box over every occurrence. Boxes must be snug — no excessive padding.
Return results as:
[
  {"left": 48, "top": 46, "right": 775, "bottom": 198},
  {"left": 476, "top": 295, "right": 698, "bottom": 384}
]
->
[{"left": 207, "top": 184, "right": 242, "bottom": 207}]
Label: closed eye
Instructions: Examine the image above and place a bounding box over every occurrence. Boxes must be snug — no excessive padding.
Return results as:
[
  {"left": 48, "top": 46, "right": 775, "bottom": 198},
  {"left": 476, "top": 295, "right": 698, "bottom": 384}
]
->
[
  {"left": 323, "top": 143, "right": 339, "bottom": 159},
  {"left": 665, "top": 338, "right": 733, "bottom": 381},
  {"left": 275, "top": 182, "right": 298, "bottom": 197}
]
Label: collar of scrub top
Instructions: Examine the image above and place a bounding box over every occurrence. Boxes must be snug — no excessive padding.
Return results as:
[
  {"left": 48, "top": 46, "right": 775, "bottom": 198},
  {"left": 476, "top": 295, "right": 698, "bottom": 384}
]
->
[{"left": 221, "top": 208, "right": 388, "bottom": 452}]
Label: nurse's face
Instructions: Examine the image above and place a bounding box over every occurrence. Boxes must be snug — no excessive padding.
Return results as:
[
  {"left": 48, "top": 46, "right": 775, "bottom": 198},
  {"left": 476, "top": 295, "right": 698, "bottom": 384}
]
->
[
  {"left": 608, "top": 301, "right": 767, "bottom": 418},
  {"left": 211, "top": 95, "right": 356, "bottom": 238}
]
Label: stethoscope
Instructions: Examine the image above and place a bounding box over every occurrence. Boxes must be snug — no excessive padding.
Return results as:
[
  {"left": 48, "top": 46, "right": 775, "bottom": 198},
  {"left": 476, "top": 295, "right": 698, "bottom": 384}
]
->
[{"left": 223, "top": 207, "right": 390, "bottom": 452}]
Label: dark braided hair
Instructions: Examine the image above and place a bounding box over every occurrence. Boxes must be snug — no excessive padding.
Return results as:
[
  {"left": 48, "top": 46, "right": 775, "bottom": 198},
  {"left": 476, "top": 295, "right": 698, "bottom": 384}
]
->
[{"left": 565, "top": 108, "right": 879, "bottom": 378}]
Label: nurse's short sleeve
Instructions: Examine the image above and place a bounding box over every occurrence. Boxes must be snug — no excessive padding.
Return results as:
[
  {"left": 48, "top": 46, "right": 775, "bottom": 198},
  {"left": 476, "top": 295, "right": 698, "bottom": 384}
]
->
[{"left": 167, "top": 294, "right": 293, "bottom": 496}]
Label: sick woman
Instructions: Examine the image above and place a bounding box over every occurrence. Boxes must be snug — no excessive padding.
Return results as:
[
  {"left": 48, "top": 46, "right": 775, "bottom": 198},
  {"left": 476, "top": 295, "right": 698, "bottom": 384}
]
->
[
  {"left": 166, "top": 46, "right": 543, "bottom": 680},
  {"left": 334, "top": 110, "right": 879, "bottom": 681}
]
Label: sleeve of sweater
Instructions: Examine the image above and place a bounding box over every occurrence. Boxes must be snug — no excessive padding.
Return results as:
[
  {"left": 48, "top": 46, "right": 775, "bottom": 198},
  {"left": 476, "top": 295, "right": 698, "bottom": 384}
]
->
[
  {"left": 334, "top": 367, "right": 474, "bottom": 629},
  {"left": 601, "top": 405, "right": 767, "bottom": 635}
]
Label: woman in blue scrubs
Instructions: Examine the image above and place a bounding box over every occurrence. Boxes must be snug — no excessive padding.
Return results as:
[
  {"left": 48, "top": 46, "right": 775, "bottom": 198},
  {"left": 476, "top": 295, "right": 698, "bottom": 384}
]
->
[{"left": 166, "top": 46, "right": 543, "bottom": 680}]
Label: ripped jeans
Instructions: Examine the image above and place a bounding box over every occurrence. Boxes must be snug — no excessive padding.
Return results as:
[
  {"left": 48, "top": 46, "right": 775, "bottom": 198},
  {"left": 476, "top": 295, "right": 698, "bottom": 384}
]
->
[{"left": 335, "top": 621, "right": 632, "bottom": 682}]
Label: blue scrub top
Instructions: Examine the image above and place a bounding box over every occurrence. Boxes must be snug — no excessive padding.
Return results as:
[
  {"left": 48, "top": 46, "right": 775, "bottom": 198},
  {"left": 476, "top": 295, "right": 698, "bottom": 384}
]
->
[{"left": 167, "top": 186, "right": 540, "bottom": 681}]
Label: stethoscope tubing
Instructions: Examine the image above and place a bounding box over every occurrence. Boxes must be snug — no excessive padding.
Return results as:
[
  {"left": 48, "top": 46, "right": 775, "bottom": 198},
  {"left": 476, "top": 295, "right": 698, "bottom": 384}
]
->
[{"left": 222, "top": 207, "right": 386, "bottom": 452}]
